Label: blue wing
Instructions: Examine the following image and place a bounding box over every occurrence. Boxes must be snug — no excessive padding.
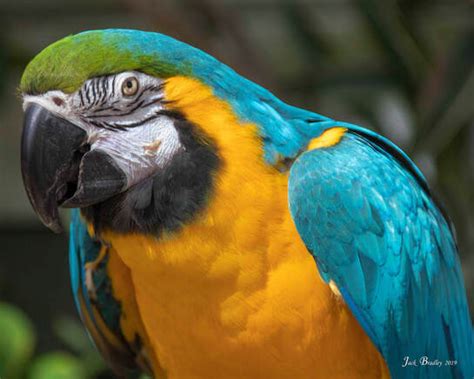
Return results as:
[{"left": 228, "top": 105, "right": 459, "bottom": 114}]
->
[
  {"left": 69, "top": 209, "right": 144, "bottom": 377},
  {"left": 288, "top": 130, "right": 474, "bottom": 378}
]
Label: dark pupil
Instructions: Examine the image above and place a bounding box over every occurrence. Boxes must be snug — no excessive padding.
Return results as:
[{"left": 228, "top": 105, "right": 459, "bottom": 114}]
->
[{"left": 126, "top": 80, "right": 133, "bottom": 88}]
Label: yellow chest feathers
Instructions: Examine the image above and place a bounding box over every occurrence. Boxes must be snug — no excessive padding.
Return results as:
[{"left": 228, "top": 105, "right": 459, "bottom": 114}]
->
[{"left": 101, "top": 77, "right": 388, "bottom": 378}]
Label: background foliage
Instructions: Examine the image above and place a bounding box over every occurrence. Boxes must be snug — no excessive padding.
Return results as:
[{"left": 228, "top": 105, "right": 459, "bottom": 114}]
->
[{"left": 0, "top": 0, "right": 472, "bottom": 377}]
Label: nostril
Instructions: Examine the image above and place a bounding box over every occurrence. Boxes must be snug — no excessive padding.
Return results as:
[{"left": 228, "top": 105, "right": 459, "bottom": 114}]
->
[{"left": 52, "top": 97, "right": 64, "bottom": 107}]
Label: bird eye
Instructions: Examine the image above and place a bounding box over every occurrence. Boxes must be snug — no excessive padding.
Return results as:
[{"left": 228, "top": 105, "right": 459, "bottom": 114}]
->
[{"left": 121, "top": 77, "right": 139, "bottom": 97}]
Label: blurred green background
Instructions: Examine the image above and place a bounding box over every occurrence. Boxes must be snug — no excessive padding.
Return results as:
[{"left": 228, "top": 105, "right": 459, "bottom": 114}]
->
[{"left": 0, "top": 0, "right": 473, "bottom": 377}]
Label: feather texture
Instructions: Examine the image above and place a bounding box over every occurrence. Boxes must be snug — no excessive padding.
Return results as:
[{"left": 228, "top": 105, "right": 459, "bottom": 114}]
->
[
  {"left": 69, "top": 209, "right": 149, "bottom": 378},
  {"left": 289, "top": 131, "right": 474, "bottom": 378}
]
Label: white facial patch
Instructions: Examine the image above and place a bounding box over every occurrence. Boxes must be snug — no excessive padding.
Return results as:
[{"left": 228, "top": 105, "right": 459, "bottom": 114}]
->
[
  {"left": 23, "top": 71, "right": 183, "bottom": 188},
  {"left": 85, "top": 114, "right": 181, "bottom": 186}
]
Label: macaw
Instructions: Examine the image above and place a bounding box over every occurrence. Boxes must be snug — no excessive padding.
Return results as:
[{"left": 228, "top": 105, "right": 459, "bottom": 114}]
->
[{"left": 19, "top": 29, "right": 473, "bottom": 379}]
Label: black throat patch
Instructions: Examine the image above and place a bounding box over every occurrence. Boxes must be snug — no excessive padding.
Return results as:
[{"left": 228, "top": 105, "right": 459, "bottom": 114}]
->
[{"left": 81, "top": 111, "right": 220, "bottom": 236}]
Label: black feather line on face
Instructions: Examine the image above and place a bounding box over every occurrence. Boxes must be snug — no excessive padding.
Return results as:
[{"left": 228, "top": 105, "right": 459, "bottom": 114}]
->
[
  {"left": 94, "top": 79, "right": 102, "bottom": 107},
  {"left": 90, "top": 80, "right": 98, "bottom": 107},
  {"left": 79, "top": 89, "right": 85, "bottom": 107},
  {"left": 111, "top": 76, "right": 116, "bottom": 98},
  {"left": 99, "top": 77, "right": 108, "bottom": 105},
  {"left": 89, "top": 105, "right": 120, "bottom": 114},
  {"left": 110, "top": 111, "right": 161, "bottom": 129},
  {"left": 81, "top": 111, "right": 220, "bottom": 236},
  {"left": 84, "top": 82, "right": 91, "bottom": 105},
  {"left": 86, "top": 99, "right": 146, "bottom": 119}
]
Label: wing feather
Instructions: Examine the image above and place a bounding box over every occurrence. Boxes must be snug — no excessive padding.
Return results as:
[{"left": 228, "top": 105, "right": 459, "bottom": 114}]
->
[
  {"left": 69, "top": 209, "right": 144, "bottom": 378},
  {"left": 288, "top": 131, "right": 473, "bottom": 378}
]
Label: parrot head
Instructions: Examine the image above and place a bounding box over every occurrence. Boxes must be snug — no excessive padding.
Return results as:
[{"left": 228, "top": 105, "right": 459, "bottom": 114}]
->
[
  {"left": 20, "top": 29, "right": 330, "bottom": 236},
  {"left": 20, "top": 30, "right": 225, "bottom": 234}
]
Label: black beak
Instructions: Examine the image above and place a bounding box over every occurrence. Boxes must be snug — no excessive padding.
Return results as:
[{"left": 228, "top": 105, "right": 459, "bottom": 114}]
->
[{"left": 21, "top": 103, "right": 127, "bottom": 232}]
